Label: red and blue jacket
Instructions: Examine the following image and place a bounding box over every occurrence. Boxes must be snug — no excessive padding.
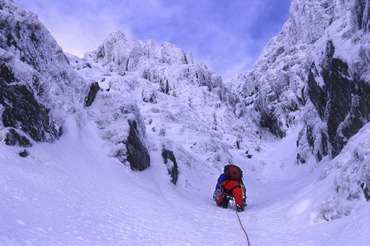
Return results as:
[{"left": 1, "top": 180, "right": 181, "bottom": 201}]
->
[{"left": 214, "top": 173, "right": 246, "bottom": 205}]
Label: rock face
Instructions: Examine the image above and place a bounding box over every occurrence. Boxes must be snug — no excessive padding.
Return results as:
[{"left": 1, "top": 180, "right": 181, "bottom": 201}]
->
[
  {"left": 4, "top": 128, "right": 32, "bottom": 147},
  {"left": 84, "top": 82, "right": 101, "bottom": 107},
  {"left": 307, "top": 40, "right": 369, "bottom": 158},
  {"left": 83, "top": 86, "right": 150, "bottom": 170},
  {"left": 85, "top": 31, "right": 239, "bottom": 107},
  {"left": 126, "top": 121, "right": 150, "bottom": 171},
  {"left": 0, "top": 63, "right": 61, "bottom": 144},
  {"left": 232, "top": 0, "right": 370, "bottom": 221},
  {"left": 73, "top": 30, "right": 258, "bottom": 176},
  {"left": 234, "top": 0, "right": 370, "bottom": 161},
  {"left": 0, "top": 0, "right": 88, "bottom": 146},
  {"left": 162, "top": 148, "right": 179, "bottom": 185},
  {"left": 298, "top": 0, "right": 370, "bottom": 161},
  {"left": 0, "top": 1, "right": 153, "bottom": 172}
]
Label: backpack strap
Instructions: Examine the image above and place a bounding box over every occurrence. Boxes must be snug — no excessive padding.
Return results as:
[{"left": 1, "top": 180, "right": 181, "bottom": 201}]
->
[
  {"left": 223, "top": 180, "right": 230, "bottom": 193},
  {"left": 223, "top": 180, "right": 241, "bottom": 194},
  {"left": 229, "top": 185, "right": 241, "bottom": 194}
]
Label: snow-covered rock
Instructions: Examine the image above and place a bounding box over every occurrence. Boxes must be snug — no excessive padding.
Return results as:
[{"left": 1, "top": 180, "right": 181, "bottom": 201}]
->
[
  {"left": 233, "top": 0, "right": 370, "bottom": 221},
  {"left": 234, "top": 0, "right": 370, "bottom": 161},
  {"left": 69, "top": 30, "right": 262, "bottom": 177},
  {"left": 0, "top": 0, "right": 88, "bottom": 147},
  {"left": 85, "top": 88, "right": 150, "bottom": 171},
  {"left": 313, "top": 122, "right": 370, "bottom": 222}
]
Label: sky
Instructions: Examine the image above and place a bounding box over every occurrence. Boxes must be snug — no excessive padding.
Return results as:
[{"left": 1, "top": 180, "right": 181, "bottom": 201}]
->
[{"left": 16, "top": 0, "right": 292, "bottom": 80}]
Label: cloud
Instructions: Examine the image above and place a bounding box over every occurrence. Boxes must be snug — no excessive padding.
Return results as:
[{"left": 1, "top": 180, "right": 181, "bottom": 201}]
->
[
  {"left": 16, "top": 0, "right": 292, "bottom": 78},
  {"left": 17, "top": 0, "right": 132, "bottom": 56}
]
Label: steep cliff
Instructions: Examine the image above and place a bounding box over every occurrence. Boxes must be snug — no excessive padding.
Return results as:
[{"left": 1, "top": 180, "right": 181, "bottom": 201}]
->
[
  {"left": 234, "top": 0, "right": 370, "bottom": 221},
  {"left": 0, "top": 0, "right": 88, "bottom": 148},
  {"left": 0, "top": 1, "right": 152, "bottom": 170},
  {"left": 235, "top": 0, "right": 370, "bottom": 161}
]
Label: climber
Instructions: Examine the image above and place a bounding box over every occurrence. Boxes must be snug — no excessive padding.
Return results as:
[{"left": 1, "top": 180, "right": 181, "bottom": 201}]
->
[{"left": 213, "top": 164, "right": 247, "bottom": 212}]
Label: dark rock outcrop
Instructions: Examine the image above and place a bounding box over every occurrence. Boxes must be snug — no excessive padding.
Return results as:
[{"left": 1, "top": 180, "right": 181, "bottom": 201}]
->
[
  {"left": 84, "top": 82, "right": 100, "bottom": 107},
  {"left": 0, "top": 63, "right": 61, "bottom": 144},
  {"left": 18, "top": 149, "right": 29, "bottom": 157},
  {"left": 0, "top": 0, "right": 88, "bottom": 147},
  {"left": 5, "top": 129, "right": 32, "bottom": 147},
  {"left": 307, "top": 41, "right": 370, "bottom": 158},
  {"left": 361, "top": 182, "right": 370, "bottom": 201},
  {"left": 236, "top": 0, "right": 370, "bottom": 163},
  {"left": 162, "top": 148, "right": 179, "bottom": 185},
  {"left": 125, "top": 121, "right": 150, "bottom": 171},
  {"left": 258, "top": 107, "right": 286, "bottom": 138}
]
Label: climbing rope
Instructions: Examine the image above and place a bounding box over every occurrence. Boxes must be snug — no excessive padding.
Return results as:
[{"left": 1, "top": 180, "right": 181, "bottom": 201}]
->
[
  {"left": 235, "top": 208, "right": 251, "bottom": 246},
  {"left": 231, "top": 199, "right": 251, "bottom": 245}
]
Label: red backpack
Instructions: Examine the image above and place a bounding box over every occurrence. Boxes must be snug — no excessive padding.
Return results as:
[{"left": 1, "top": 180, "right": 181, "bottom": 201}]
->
[{"left": 224, "top": 165, "right": 242, "bottom": 181}]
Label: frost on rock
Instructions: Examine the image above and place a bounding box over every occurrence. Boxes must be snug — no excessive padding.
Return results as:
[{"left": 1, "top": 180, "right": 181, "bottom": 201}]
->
[
  {"left": 162, "top": 146, "right": 179, "bottom": 185},
  {"left": 230, "top": 0, "right": 370, "bottom": 225},
  {"left": 305, "top": 40, "right": 369, "bottom": 159},
  {"left": 72, "top": 29, "right": 261, "bottom": 177},
  {"left": 126, "top": 120, "right": 150, "bottom": 171},
  {"left": 87, "top": 90, "right": 150, "bottom": 170},
  {"left": 234, "top": 0, "right": 370, "bottom": 162},
  {"left": 84, "top": 82, "right": 101, "bottom": 107},
  {"left": 313, "top": 123, "right": 370, "bottom": 222},
  {"left": 0, "top": 0, "right": 89, "bottom": 146}
]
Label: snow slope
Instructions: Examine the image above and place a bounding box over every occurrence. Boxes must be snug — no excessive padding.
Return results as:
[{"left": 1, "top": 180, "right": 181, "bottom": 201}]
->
[
  {"left": 1, "top": 117, "right": 369, "bottom": 245},
  {"left": 1, "top": 0, "right": 369, "bottom": 245}
]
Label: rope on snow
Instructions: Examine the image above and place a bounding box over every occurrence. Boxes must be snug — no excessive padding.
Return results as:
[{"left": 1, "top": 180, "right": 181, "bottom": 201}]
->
[
  {"left": 232, "top": 199, "right": 251, "bottom": 245},
  {"left": 235, "top": 208, "right": 251, "bottom": 246}
]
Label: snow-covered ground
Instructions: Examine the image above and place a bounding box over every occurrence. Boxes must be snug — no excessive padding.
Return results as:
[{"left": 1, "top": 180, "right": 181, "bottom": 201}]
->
[{"left": 1, "top": 116, "right": 369, "bottom": 245}]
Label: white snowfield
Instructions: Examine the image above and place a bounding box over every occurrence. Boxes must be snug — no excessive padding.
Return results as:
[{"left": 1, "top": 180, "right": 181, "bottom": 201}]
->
[{"left": 1, "top": 119, "right": 369, "bottom": 245}]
